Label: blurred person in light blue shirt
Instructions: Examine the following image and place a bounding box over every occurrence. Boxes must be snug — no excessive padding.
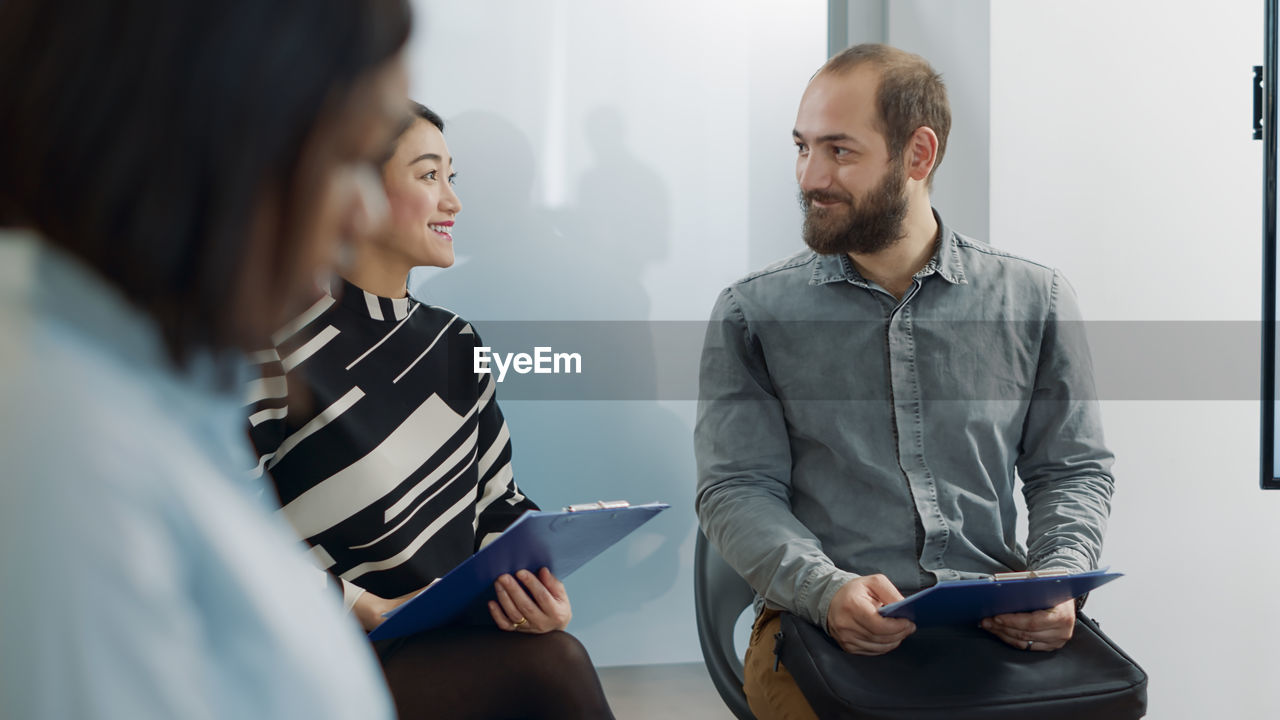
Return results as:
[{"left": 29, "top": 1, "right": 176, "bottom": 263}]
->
[{"left": 0, "top": 1, "right": 414, "bottom": 717}]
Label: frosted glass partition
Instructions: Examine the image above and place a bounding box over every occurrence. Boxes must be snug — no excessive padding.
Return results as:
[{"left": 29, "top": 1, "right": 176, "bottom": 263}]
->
[{"left": 404, "top": 0, "right": 826, "bottom": 665}]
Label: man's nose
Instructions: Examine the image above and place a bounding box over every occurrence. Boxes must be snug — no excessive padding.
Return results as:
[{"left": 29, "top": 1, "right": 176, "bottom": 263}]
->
[{"left": 797, "top": 154, "right": 832, "bottom": 193}]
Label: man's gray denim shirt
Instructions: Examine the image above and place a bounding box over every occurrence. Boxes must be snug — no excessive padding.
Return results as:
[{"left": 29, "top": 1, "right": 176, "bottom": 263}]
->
[{"left": 694, "top": 213, "right": 1115, "bottom": 630}]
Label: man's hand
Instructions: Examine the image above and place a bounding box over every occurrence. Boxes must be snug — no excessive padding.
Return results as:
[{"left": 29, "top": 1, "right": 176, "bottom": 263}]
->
[
  {"left": 488, "top": 567, "right": 572, "bottom": 633},
  {"left": 825, "top": 575, "right": 917, "bottom": 655},
  {"left": 981, "top": 597, "right": 1075, "bottom": 651}
]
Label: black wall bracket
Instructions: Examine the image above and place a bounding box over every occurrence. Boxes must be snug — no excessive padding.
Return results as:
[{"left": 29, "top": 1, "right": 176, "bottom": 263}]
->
[{"left": 1256, "top": 65, "right": 1265, "bottom": 140}]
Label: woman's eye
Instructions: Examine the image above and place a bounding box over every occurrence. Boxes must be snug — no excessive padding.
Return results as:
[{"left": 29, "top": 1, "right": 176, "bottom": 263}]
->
[
  {"left": 421, "top": 170, "right": 436, "bottom": 181},
  {"left": 448, "top": 173, "right": 457, "bottom": 185}
]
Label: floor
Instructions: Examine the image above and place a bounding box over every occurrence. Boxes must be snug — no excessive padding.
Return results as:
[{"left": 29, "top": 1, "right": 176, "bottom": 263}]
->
[{"left": 598, "top": 662, "right": 738, "bottom": 719}]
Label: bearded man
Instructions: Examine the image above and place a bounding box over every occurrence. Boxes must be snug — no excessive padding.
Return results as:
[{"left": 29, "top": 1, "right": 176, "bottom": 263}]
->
[{"left": 693, "top": 44, "right": 1115, "bottom": 720}]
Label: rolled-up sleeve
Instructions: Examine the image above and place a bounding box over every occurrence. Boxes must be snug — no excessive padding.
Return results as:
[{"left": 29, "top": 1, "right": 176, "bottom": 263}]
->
[
  {"left": 694, "top": 288, "right": 857, "bottom": 629},
  {"left": 1017, "top": 270, "right": 1115, "bottom": 573}
]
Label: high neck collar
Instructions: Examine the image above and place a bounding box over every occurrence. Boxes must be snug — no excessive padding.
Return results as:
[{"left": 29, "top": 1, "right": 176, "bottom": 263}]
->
[{"left": 331, "top": 276, "right": 417, "bottom": 322}]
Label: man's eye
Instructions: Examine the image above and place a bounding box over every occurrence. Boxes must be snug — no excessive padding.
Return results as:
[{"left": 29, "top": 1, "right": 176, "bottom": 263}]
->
[
  {"left": 795, "top": 143, "right": 809, "bottom": 155},
  {"left": 833, "top": 147, "right": 851, "bottom": 157}
]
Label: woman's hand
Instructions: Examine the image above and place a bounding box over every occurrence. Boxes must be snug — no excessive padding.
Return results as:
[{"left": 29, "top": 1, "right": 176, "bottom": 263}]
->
[
  {"left": 487, "top": 567, "right": 572, "bottom": 633},
  {"left": 352, "top": 586, "right": 429, "bottom": 632}
]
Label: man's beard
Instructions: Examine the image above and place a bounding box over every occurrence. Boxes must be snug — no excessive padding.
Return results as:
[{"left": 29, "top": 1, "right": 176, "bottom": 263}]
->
[{"left": 800, "top": 161, "right": 909, "bottom": 256}]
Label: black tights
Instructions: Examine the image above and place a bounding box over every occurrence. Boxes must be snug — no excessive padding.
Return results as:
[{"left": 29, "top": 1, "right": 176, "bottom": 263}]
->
[{"left": 375, "top": 626, "right": 615, "bottom": 720}]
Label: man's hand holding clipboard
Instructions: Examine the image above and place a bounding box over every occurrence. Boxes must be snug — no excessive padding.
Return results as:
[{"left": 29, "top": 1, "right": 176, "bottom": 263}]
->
[{"left": 877, "top": 568, "right": 1122, "bottom": 625}]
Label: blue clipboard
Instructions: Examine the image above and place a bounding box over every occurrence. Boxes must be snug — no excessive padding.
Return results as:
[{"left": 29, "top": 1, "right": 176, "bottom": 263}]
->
[
  {"left": 878, "top": 568, "right": 1123, "bottom": 626},
  {"left": 368, "top": 501, "right": 669, "bottom": 641}
]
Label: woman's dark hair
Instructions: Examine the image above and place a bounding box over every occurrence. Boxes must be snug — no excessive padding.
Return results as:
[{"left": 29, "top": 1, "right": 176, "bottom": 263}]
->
[
  {"left": 0, "top": 0, "right": 412, "bottom": 362},
  {"left": 381, "top": 101, "right": 445, "bottom": 164},
  {"left": 413, "top": 102, "right": 445, "bottom": 133}
]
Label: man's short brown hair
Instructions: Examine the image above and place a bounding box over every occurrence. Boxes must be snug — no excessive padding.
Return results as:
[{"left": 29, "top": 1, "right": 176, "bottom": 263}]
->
[{"left": 819, "top": 43, "right": 951, "bottom": 185}]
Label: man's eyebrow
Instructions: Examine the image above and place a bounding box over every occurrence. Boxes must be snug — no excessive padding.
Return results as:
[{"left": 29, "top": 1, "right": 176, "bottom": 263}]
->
[
  {"left": 409, "top": 153, "right": 444, "bottom": 165},
  {"left": 793, "top": 130, "right": 862, "bottom": 147}
]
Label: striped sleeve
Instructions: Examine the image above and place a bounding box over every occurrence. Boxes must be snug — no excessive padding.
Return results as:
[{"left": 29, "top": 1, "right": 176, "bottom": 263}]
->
[
  {"left": 244, "top": 292, "right": 339, "bottom": 476},
  {"left": 244, "top": 348, "right": 289, "bottom": 479},
  {"left": 243, "top": 348, "right": 363, "bottom": 607},
  {"left": 471, "top": 333, "right": 539, "bottom": 550}
]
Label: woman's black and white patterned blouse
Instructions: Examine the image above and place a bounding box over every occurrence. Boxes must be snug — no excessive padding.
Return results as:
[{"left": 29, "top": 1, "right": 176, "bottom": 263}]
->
[{"left": 246, "top": 278, "right": 537, "bottom": 605}]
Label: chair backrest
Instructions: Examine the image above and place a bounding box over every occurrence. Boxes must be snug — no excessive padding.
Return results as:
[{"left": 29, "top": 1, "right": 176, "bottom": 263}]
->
[{"left": 694, "top": 529, "right": 758, "bottom": 720}]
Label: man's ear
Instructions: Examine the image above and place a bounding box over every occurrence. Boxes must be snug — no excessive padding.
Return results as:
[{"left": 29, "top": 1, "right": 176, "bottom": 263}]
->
[{"left": 904, "top": 126, "right": 939, "bottom": 183}]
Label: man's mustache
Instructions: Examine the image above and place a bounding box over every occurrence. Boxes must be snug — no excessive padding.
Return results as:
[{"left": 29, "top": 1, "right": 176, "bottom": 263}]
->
[{"left": 800, "top": 189, "right": 854, "bottom": 209}]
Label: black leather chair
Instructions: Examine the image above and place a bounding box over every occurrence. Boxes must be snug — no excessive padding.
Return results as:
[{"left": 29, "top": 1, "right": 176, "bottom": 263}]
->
[{"left": 694, "top": 529, "right": 757, "bottom": 720}]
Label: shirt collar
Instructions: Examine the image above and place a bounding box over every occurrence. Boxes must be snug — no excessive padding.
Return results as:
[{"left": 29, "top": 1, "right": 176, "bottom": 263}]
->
[
  {"left": 809, "top": 209, "right": 968, "bottom": 287},
  {"left": 332, "top": 276, "right": 417, "bottom": 322}
]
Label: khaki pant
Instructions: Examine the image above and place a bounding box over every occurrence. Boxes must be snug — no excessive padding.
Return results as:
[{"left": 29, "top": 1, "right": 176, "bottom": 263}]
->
[{"left": 743, "top": 608, "right": 819, "bottom": 720}]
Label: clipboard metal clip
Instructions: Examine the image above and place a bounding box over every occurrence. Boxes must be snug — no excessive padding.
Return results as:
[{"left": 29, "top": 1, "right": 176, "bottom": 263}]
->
[
  {"left": 564, "top": 500, "right": 631, "bottom": 512},
  {"left": 992, "top": 568, "right": 1071, "bottom": 581}
]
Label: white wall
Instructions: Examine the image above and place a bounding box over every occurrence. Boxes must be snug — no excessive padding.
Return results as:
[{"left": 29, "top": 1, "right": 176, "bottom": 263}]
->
[
  {"left": 991, "top": 2, "right": 1280, "bottom": 717},
  {"left": 404, "top": 0, "right": 827, "bottom": 666}
]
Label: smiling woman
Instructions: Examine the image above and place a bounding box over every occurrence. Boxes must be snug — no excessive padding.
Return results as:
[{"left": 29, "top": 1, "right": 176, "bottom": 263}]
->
[
  {"left": 345, "top": 103, "right": 463, "bottom": 294},
  {"left": 245, "top": 102, "right": 615, "bottom": 720}
]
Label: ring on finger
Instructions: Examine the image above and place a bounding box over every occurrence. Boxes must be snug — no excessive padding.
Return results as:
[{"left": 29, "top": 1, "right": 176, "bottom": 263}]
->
[
  {"left": 1024, "top": 639, "right": 1033, "bottom": 651},
  {"left": 513, "top": 616, "right": 528, "bottom": 630}
]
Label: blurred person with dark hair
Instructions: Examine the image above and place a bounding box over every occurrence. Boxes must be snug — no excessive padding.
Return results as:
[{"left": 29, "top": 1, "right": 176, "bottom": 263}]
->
[
  {"left": 0, "top": 1, "right": 413, "bottom": 718},
  {"left": 246, "top": 102, "right": 615, "bottom": 720}
]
